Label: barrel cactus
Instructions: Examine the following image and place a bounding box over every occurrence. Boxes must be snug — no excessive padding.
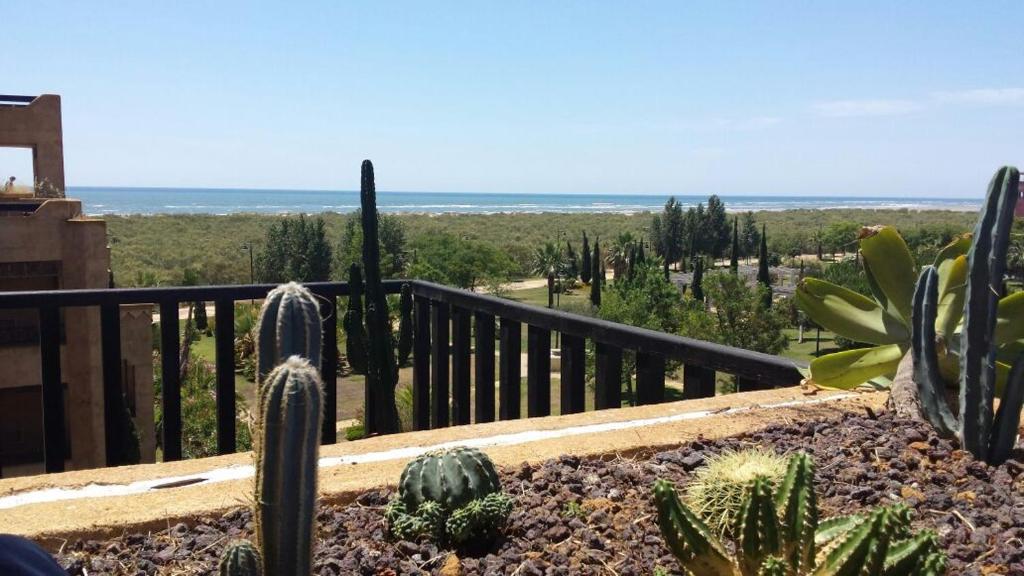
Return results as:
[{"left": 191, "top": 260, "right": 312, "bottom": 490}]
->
[
  {"left": 219, "top": 540, "right": 262, "bottom": 576},
  {"left": 913, "top": 166, "right": 1024, "bottom": 464},
  {"left": 684, "top": 448, "right": 789, "bottom": 539},
  {"left": 385, "top": 447, "right": 513, "bottom": 547},
  {"left": 257, "top": 282, "right": 323, "bottom": 384},
  {"left": 654, "top": 453, "right": 946, "bottom": 575}
]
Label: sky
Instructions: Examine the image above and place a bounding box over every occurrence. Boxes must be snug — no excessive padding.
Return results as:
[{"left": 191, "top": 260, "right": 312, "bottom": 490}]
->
[{"left": 2, "top": 1, "right": 1022, "bottom": 197}]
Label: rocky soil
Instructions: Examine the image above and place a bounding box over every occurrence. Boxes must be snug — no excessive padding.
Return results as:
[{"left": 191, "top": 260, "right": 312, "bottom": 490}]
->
[{"left": 57, "top": 410, "right": 1024, "bottom": 575}]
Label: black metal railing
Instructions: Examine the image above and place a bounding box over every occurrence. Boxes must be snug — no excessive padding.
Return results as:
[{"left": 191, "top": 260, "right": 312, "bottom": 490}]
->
[{"left": 0, "top": 280, "right": 804, "bottom": 475}]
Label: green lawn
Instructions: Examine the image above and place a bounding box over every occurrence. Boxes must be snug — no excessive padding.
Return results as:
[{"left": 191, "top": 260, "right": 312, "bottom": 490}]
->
[{"left": 780, "top": 327, "right": 839, "bottom": 364}]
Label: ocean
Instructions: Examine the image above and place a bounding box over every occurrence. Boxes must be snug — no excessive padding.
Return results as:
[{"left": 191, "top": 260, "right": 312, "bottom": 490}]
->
[{"left": 68, "top": 187, "right": 982, "bottom": 216}]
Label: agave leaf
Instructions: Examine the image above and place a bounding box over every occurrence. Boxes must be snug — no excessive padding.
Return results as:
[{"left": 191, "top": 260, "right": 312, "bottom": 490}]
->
[
  {"left": 859, "top": 226, "right": 916, "bottom": 324},
  {"left": 795, "top": 279, "right": 908, "bottom": 345},
  {"left": 995, "top": 292, "right": 1024, "bottom": 345},
  {"left": 934, "top": 255, "right": 968, "bottom": 340},
  {"left": 807, "top": 344, "right": 905, "bottom": 390},
  {"left": 932, "top": 233, "right": 972, "bottom": 267}
]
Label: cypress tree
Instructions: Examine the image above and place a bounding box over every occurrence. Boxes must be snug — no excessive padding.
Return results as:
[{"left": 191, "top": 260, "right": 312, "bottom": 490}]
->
[
  {"left": 729, "top": 217, "right": 739, "bottom": 274},
  {"left": 581, "top": 232, "right": 592, "bottom": 284},
  {"left": 757, "top": 223, "right": 773, "bottom": 309},
  {"left": 590, "top": 239, "right": 602, "bottom": 306},
  {"left": 343, "top": 263, "right": 368, "bottom": 375},
  {"left": 692, "top": 257, "right": 704, "bottom": 302},
  {"left": 663, "top": 257, "right": 670, "bottom": 281}
]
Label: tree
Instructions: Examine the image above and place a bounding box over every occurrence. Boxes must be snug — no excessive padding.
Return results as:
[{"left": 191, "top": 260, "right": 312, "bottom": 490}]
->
[
  {"left": 740, "top": 211, "right": 759, "bottom": 262},
  {"left": 255, "top": 215, "right": 333, "bottom": 283},
  {"left": 409, "top": 234, "right": 515, "bottom": 290},
  {"left": 581, "top": 232, "right": 592, "bottom": 284},
  {"left": 692, "top": 257, "right": 705, "bottom": 302},
  {"left": 653, "top": 197, "right": 685, "bottom": 267},
  {"left": 757, "top": 224, "right": 772, "bottom": 308},
  {"left": 590, "top": 239, "right": 602, "bottom": 306},
  {"left": 680, "top": 272, "right": 789, "bottom": 356},
  {"left": 337, "top": 210, "right": 407, "bottom": 279},
  {"left": 729, "top": 217, "right": 739, "bottom": 274},
  {"left": 704, "top": 195, "right": 731, "bottom": 258},
  {"left": 564, "top": 240, "right": 579, "bottom": 280}
]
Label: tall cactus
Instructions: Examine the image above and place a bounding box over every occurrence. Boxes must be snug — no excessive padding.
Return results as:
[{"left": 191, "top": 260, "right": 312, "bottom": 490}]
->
[
  {"left": 360, "top": 160, "right": 400, "bottom": 435},
  {"left": 343, "top": 263, "right": 368, "bottom": 375},
  {"left": 256, "top": 282, "right": 322, "bottom": 384},
  {"left": 590, "top": 239, "right": 601, "bottom": 306},
  {"left": 913, "top": 166, "right": 1024, "bottom": 464},
  {"left": 254, "top": 357, "right": 324, "bottom": 576},
  {"left": 397, "top": 283, "right": 413, "bottom": 366}
]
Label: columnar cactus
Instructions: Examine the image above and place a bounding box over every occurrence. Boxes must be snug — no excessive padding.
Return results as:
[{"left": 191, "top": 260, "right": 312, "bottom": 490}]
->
[
  {"left": 913, "top": 165, "right": 1024, "bottom": 464},
  {"left": 397, "top": 283, "right": 413, "bottom": 366},
  {"left": 360, "top": 160, "right": 401, "bottom": 434},
  {"left": 343, "top": 263, "right": 368, "bottom": 375},
  {"left": 254, "top": 357, "right": 324, "bottom": 576},
  {"left": 219, "top": 540, "right": 262, "bottom": 576},
  {"left": 654, "top": 453, "right": 945, "bottom": 575},
  {"left": 385, "top": 447, "right": 513, "bottom": 547},
  {"left": 257, "top": 282, "right": 322, "bottom": 384}
]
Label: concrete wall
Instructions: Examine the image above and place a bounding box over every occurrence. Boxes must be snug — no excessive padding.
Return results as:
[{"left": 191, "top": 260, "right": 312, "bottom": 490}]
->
[
  {"left": 0, "top": 199, "right": 155, "bottom": 474},
  {"left": 0, "top": 95, "right": 65, "bottom": 195}
]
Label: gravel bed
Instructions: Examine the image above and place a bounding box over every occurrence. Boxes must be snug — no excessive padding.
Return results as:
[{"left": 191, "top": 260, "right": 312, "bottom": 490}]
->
[{"left": 56, "top": 411, "right": 1024, "bottom": 575}]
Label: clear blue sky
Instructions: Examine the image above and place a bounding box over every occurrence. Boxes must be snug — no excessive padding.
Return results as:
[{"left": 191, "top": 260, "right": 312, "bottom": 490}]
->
[{"left": 3, "top": 1, "right": 1022, "bottom": 197}]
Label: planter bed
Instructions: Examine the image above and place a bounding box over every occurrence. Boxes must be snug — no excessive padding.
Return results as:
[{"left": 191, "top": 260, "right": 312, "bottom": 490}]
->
[{"left": 56, "top": 411, "right": 1024, "bottom": 575}]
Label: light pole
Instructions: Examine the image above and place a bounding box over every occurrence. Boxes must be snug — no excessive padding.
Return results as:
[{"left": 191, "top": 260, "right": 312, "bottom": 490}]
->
[{"left": 241, "top": 243, "right": 255, "bottom": 305}]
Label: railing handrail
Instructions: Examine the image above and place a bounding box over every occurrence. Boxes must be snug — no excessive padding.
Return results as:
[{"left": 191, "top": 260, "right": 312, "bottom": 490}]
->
[
  {"left": 0, "top": 280, "right": 407, "bottom": 308},
  {"left": 409, "top": 280, "right": 805, "bottom": 385}
]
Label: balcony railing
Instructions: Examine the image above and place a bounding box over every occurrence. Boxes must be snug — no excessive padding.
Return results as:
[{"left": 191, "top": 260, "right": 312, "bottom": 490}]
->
[{"left": 0, "top": 280, "right": 804, "bottom": 475}]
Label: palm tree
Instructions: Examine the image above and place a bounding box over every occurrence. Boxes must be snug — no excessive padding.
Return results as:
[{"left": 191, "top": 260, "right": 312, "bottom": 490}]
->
[
  {"left": 607, "top": 232, "right": 636, "bottom": 280},
  {"left": 532, "top": 242, "right": 562, "bottom": 308}
]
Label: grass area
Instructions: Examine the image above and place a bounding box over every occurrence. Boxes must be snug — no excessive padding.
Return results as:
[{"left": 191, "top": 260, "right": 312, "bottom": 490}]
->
[
  {"left": 779, "top": 327, "right": 839, "bottom": 364},
  {"left": 506, "top": 284, "right": 591, "bottom": 309}
]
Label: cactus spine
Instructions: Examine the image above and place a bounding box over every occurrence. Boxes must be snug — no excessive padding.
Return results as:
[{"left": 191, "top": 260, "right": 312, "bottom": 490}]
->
[
  {"left": 219, "top": 540, "right": 262, "bottom": 576},
  {"left": 256, "top": 282, "right": 322, "bottom": 385},
  {"left": 360, "top": 160, "right": 400, "bottom": 435},
  {"left": 913, "top": 165, "right": 1024, "bottom": 464},
  {"left": 654, "top": 452, "right": 945, "bottom": 575},
  {"left": 343, "top": 263, "right": 368, "bottom": 375},
  {"left": 255, "top": 357, "right": 324, "bottom": 576}
]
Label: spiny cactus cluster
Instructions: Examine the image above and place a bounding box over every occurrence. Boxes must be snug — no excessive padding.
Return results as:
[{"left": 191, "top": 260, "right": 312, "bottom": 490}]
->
[
  {"left": 341, "top": 160, "right": 410, "bottom": 435},
  {"left": 913, "top": 166, "right": 1024, "bottom": 465},
  {"left": 385, "top": 447, "right": 513, "bottom": 547},
  {"left": 654, "top": 453, "right": 946, "bottom": 575},
  {"left": 220, "top": 282, "right": 325, "bottom": 576},
  {"left": 684, "top": 448, "right": 789, "bottom": 539}
]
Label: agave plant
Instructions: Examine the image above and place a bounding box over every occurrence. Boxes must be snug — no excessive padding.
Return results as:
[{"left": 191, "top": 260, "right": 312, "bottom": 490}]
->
[
  {"left": 796, "top": 226, "right": 983, "bottom": 390},
  {"left": 654, "top": 453, "right": 946, "bottom": 575}
]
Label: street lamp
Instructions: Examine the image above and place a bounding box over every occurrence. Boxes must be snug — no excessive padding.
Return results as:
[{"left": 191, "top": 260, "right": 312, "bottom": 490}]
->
[{"left": 241, "top": 243, "right": 255, "bottom": 305}]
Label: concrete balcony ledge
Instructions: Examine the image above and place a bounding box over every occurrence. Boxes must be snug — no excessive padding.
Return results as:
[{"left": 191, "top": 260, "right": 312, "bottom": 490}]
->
[{"left": 0, "top": 387, "right": 886, "bottom": 548}]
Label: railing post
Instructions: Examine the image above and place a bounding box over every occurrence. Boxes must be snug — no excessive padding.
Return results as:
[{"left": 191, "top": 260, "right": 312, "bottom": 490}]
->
[
  {"left": 498, "top": 318, "right": 521, "bottom": 420},
  {"left": 213, "top": 299, "right": 236, "bottom": 454},
  {"left": 317, "top": 292, "right": 338, "bottom": 444},
  {"left": 39, "top": 305, "right": 65, "bottom": 473},
  {"left": 636, "top": 352, "right": 665, "bottom": 405},
  {"left": 412, "top": 296, "right": 431, "bottom": 430},
  {"left": 527, "top": 325, "right": 551, "bottom": 417},
  {"left": 159, "top": 300, "right": 182, "bottom": 461},
  {"left": 430, "top": 301, "right": 450, "bottom": 427},
  {"left": 683, "top": 364, "right": 716, "bottom": 399},
  {"left": 100, "top": 302, "right": 129, "bottom": 466},
  {"left": 594, "top": 342, "right": 623, "bottom": 410},
  {"left": 559, "top": 333, "right": 585, "bottom": 415},
  {"left": 451, "top": 306, "right": 472, "bottom": 425},
  {"left": 474, "top": 311, "right": 496, "bottom": 423}
]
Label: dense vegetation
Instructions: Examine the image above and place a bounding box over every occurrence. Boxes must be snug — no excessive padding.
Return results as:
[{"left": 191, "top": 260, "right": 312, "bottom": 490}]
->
[{"left": 104, "top": 208, "right": 986, "bottom": 286}]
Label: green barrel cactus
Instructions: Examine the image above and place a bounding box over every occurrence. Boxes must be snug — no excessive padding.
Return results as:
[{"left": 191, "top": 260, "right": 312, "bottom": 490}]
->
[
  {"left": 684, "top": 448, "right": 789, "bottom": 539},
  {"left": 256, "top": 282, "right": 323, "bottom": 384},
  {"left": 219, "top": 540, "right": 262, "bottom": 576},
  {"left": 913, "top": 166, "right": 1024, "bottom": 464},
  {"left": 385, "top": 447, "right": 513, "bottom": 547},
  {"left": 254, "top": 357, "right": 324, "bottom": 576},
  {"left": 654, "top": 453, "right": 945, "bottom": 576}
]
